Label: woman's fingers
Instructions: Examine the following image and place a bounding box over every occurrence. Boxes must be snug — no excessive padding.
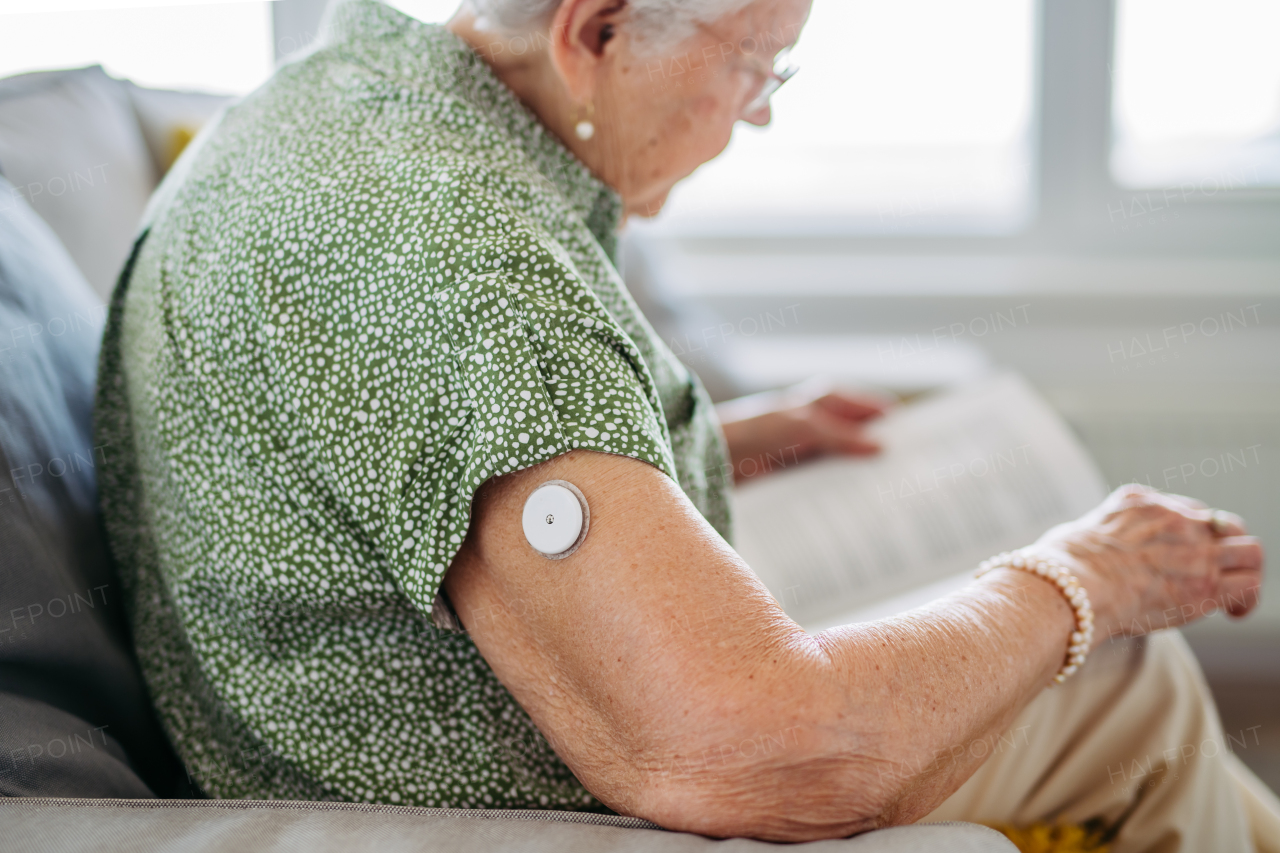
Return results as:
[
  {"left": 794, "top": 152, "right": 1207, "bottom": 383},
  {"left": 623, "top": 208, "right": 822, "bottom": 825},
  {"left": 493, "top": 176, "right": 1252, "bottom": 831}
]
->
[
  {"left": 1216, "top": 567, "right": 1264, "bottom": 618},
  {"left": 809, "top": 407, "right": 881, "bottom": 455},
  {"left": 805, "top": 391, "right": 889, "bottom": 456},
  {"left": 817, "top": 429, "right": 880, "bottom": 456},
  {"left": 1143, "top": 490, "right": 1249, "bottom": 538},
  {"left": 1156, "top": 492, "right": 1249, "bottom": 539},
  {"left": 1215, "top": 535, "right": 1264, "bottom": 571},
  {"left": 831, "top": 435, "right": 881, "bottom": 455},
  {"left": 813, "top": 391, "right": 890, "bottom": 423},
  {"left": 1054, "top": 485, "right": 1267, "bottom": 636},
  {"left": 1205, "top": 508, "right": 1247, "bottom": 537},
  {"left": 1214, "top": 535, "right": 1263, "bottom": 618}
]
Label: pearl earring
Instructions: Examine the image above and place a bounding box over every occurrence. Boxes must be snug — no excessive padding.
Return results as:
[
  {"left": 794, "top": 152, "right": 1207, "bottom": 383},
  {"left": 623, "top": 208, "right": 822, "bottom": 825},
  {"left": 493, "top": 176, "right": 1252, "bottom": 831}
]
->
[{"left": 574, "top": 102, "right": 595, "bottom": 141}]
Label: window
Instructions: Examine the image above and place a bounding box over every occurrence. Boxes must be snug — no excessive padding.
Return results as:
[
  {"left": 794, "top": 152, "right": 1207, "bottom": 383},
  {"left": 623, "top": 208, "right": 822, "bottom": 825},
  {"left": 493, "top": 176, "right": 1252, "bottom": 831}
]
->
[
  {"left": 5, "top": 0, "right": 1275, "bottom": 252},
  {"left": 634, "top": 0, "right": 1280, "bottom": 253},
  {"left": 0, "top": 1, "right": 274, "bottom": 96},
  {"left": 657, "top": 0, "right": 1037, "bottom": 234},
  {"left": 1111, "top": 0, "right": 1280, "bottom": 189}
]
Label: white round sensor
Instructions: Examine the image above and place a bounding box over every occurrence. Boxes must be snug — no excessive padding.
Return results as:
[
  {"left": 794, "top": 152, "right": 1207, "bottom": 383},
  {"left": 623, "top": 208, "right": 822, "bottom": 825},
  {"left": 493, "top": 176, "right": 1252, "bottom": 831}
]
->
[{"left": 521, "top": 481, "right": 588, "bottom": 559}]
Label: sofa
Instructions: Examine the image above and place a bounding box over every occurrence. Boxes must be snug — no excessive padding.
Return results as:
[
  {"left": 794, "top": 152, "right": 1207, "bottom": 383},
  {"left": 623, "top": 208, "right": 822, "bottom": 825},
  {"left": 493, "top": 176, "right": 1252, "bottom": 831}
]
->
[{"left": 0, "top": 65, "right": 1016, "bottom": 851}]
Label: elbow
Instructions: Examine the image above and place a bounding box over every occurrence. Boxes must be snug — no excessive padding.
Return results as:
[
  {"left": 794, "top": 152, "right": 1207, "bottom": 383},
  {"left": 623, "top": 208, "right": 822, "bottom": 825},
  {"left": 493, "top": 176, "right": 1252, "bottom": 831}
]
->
[
  {"left": 595, "top": 648, "right": 908, "bottom": 840},
  {"left": 618, "top": 736, "right": 898, "bottom": 842},
  {"left": 573, "top": 637, "right": 920, "bottom": 840}
]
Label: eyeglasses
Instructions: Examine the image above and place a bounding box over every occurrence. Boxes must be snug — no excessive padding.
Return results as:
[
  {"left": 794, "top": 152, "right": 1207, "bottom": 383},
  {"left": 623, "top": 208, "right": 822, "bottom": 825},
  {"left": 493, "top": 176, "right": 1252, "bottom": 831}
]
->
[{"left": 742, "top": 48, "right": 799, "bottom": 117}]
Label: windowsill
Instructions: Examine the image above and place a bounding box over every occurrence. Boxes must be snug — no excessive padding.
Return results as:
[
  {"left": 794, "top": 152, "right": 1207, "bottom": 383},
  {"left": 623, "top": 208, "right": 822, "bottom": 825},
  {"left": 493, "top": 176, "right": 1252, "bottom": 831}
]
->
[{"left": 639, "top": 245, "right": 1280, "bottom": 301}]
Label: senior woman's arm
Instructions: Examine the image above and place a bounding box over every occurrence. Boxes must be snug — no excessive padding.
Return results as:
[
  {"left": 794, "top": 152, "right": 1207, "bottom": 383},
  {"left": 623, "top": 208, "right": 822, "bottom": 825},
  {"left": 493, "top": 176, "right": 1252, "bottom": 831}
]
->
[{"left": 444, "top": 450, "right": 1261, "bottom": 841}]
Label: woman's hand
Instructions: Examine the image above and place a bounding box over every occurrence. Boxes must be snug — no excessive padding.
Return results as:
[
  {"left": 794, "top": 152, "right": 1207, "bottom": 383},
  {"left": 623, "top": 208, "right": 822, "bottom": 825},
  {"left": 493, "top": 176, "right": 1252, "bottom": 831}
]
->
[
  {"left": 1026, "top": 484, "right": 1264, "bottom": 647},
  {"left": 716, "top": 382, "right": 892, "bottom": 483}
]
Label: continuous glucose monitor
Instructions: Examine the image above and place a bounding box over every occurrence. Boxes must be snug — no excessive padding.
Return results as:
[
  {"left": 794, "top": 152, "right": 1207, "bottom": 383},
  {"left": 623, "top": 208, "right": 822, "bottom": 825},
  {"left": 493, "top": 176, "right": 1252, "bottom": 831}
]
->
[{"left": 521, "top": 481, "right": 589, "bottom": 559}]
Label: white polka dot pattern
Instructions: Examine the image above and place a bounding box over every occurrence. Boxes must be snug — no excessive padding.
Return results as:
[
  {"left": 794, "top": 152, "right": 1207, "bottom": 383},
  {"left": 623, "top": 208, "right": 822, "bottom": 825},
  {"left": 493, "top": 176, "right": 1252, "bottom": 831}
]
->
[{"left": 94, "top": 0, "right": 732, "bottom": 812}]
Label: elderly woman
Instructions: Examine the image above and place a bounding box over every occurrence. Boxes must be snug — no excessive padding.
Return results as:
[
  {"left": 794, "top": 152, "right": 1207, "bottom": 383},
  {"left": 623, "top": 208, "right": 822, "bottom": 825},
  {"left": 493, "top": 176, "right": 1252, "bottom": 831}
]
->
[{"left": 96, "top": 0, "right": 1276, "bottom": 849}]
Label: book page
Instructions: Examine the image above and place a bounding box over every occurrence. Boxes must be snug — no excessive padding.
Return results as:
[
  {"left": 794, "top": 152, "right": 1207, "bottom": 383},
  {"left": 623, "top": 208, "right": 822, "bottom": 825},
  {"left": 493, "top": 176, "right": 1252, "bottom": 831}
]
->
[{"left": 730, "top": 372, "right": 1109, "bottom": 630}]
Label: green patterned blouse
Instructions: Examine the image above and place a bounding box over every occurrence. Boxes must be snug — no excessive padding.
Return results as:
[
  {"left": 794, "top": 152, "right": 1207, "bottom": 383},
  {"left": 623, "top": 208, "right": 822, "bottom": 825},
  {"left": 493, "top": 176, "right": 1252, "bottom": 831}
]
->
[{"left": 95, "top": 0, "right": 731, "bottom": 809}]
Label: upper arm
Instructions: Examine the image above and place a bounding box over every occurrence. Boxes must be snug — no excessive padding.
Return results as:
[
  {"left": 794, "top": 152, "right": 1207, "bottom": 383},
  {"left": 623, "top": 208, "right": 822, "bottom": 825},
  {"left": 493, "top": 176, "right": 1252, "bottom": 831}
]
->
[
  {"left": 443, "top": 449, "right": 841, "bottom": 830},
  {"left": 443, "top": 447, "right": 1075, "bottom": 840}
]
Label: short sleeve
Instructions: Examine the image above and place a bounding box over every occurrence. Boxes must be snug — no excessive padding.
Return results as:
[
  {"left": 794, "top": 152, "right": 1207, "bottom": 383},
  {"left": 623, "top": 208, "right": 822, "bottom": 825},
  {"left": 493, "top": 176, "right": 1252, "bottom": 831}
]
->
[{"left": 386, "top": 233, "right": 679, "bottom": 631}]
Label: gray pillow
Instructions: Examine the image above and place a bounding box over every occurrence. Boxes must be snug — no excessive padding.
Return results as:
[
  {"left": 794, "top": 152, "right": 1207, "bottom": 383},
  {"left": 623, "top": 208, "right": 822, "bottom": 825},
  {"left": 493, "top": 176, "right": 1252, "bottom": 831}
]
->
[
  {"left": 0, "top": 66, "right": 157, "bottom": 300},
  {"left": 0, "top": 173, "right": 186, "bottom": 797}
]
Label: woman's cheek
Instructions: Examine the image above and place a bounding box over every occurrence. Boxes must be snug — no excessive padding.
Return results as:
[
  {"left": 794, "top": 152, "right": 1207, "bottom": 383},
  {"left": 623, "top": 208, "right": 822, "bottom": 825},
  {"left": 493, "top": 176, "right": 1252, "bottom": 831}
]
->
[
  {"left": 667, "top": 127, "right": 730, "bottom": 187},
  {"left": 682, "top": 94, "right": 738, "bottom": 158},
  {"left": 624, "top": 97, "right": 735, "bottom": 198},
  {"left": 690, "top": 90, "right": 736, "bottom": 126}
]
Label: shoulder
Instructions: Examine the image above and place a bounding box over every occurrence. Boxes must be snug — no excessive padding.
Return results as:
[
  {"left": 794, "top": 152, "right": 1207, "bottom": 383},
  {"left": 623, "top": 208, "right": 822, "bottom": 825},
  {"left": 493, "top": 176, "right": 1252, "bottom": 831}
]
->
[{"left": 147, "top": 69, "right": 565, "bottom": 287}]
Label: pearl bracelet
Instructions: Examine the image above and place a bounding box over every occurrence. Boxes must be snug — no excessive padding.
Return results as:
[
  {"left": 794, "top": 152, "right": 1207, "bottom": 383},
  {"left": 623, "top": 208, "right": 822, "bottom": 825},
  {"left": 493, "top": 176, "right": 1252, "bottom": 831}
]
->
[{"left": 976, "top": 551, "right": 1095, "bottom": 685}]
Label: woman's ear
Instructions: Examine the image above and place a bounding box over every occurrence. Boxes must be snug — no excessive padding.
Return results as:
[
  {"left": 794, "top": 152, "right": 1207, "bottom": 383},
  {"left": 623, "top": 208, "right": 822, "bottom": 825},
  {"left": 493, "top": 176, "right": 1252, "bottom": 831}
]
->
[{"left": 547, "top": 0, "right": 628, "bottom": 101}]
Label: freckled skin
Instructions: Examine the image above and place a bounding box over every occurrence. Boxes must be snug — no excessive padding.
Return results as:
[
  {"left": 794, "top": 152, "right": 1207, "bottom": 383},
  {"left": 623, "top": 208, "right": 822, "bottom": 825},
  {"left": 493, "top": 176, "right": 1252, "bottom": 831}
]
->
[
  {"left": 442, "top": 1, "right": 1266, "bottom": 841},
  {"left": 449, "top": 448, "right": 1263, "bottom": 840}
]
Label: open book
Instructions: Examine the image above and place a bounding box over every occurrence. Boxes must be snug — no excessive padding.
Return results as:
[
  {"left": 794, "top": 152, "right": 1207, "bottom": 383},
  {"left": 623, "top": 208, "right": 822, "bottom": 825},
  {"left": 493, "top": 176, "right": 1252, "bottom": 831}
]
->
[{"left": 731, "top": 372, "right": 1109, "bottom": 632}]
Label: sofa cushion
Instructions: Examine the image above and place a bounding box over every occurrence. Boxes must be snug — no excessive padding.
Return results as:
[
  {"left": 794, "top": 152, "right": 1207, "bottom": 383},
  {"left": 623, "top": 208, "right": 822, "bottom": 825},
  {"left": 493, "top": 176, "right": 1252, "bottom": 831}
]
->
[
  {"left": 0, "top": 66, "right": 157, "bottom": 300},
  {"left": 0, "top": 694, "right": 151, "bottom": 798},
  {"left": 0, "top": 173, "right": 186, "bottom": 797},
  {"left": 0, "top": 799, "right": 1019, "bottom": 852},
  {"left": 124, "top": 81, "right": 231, "bottom": 177}
]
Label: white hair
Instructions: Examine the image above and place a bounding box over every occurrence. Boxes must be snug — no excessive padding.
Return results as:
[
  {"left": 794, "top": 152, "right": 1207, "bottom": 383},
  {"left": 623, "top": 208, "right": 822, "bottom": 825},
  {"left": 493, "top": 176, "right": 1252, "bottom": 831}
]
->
[{"left": 467, "top": 0, "right": 757, "bottom": 53}]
